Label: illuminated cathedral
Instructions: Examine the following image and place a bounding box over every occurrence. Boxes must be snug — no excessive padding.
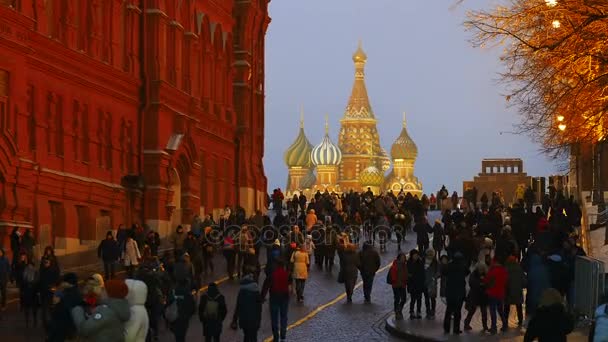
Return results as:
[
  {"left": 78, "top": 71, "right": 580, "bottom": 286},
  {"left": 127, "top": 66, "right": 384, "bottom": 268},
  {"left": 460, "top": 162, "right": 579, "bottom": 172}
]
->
[{"left": 284, "top": 42, "right": 422, "bottom": 197}]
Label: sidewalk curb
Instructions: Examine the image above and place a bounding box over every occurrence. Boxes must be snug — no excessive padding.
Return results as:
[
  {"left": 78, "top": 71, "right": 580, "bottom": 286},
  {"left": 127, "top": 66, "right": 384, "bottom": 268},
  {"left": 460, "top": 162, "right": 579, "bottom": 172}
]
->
[{"left": 385, "top": 315, "right": 447, "bottom": 342}]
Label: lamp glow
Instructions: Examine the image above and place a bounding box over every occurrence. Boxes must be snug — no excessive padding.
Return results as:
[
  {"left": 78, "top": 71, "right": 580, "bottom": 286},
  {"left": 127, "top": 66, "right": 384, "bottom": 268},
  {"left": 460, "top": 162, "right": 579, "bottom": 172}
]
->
[
  {"left": 552, "top": 20, "right": 561, "bottom": 29},
  {"left": 557, "top": 115, "right": 564, "bottom": 122},
  {"left": 558, "top": 124, "right": 567, "bottom": 131},
  {"left": 545, "top": 0, "right": 558, "bottom": 7}
]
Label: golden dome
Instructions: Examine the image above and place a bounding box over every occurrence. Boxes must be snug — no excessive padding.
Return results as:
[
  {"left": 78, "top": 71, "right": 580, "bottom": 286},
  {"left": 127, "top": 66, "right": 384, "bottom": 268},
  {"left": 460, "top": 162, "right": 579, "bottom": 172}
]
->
[
  {"left": 391, "top": 112, "right": 418, "bottom": 160},
  {"left": 352, "top": 40, "right": 367, "bottom": 64},
  {"left": 359, "top": 165, "right": 384, "bottom": 187},
  {"left": 284, "top": 111, "right": 313, "bottom": 168}
]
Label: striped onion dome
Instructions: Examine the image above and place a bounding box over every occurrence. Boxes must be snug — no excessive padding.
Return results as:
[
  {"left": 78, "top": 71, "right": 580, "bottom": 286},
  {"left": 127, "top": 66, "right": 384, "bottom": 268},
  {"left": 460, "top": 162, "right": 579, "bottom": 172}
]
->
[
  {"left": 380, "top": 147, "right": 391, "bottom": 171},
  {"left": 359, "top": 165, "right": 384, "bottom": 187},
  {"left": 311, "top": 133, "right": 342, "bottom": 166},
  {"left": 300, "top": 169, "right": 317, "bottom": 189},
  {"left": 391, "top": 113, "right": 418, "bottom": 160},
  {"left": 284, "top": 124, "right": 313, "bottom": 168}
]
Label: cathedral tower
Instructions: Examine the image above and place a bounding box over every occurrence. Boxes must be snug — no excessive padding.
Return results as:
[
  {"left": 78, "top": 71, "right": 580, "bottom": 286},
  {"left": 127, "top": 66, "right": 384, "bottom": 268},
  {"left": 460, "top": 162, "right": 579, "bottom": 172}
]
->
[
  {"left": 386, "top": 112, "right": 422, "bottom": 196},
  {"left": 338, "top": 41, "right": 390, "bottom": 191},
  {"left": 284, "top": 108, "right": 314, "bottom": 195},
  {"left": 312, "top": 117, "right": 342, "bottom": 193}
]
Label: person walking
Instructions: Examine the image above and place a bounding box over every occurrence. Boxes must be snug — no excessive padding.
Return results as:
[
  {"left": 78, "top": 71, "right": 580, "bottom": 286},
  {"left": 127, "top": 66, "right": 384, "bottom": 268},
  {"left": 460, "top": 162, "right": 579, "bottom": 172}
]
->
[
  {"left": 123, "top": 235, "right": 141, "bottom": 278},
  {"left": 124, "top": 279, "right": 150, "bottom": 342},
  {"left": 0, "top": 249, "right": 9, "bottom": 311},
  {"left": 171, "top": 225, "right": 187, "bottom": 258},
  {"left": 443, "top": 252, "right": 469, "bottom": 335},
  {"left": 407, "top": 249, "right": 425, "bottom": 319},
  {"left": 39, "top": 256, "right": 60, "bottom": 327},
  {"left": 98, "top": 231, "right": 121, "bottom": 280},
  {"left": 232, "top": 274, "right": 262, "bottom": 342},
  {"left": 21, "top": 229, "right": 36, "bottom": 263},
  {"left": 413, "top": 218, "right": 432, "bottom": 254},
  {"left": 340, "top": 243, "right": 360, "bottom": 303},
  {"left": 423, "top": 248, "right": 439, "bottom": 319},
  {"left": 262, "top": 259, "right": 291, "bottom": 342},
  {"left": 463, "top": 261, "right": 489, "bottom": 331},
  {"left": 524, "top": 288, "right": 574, "bottom": 342},
  {"left": 168, "top": 279, "right": 196, "bottom": 342},
  {"left": 21, "top": 261, "right": 39, "bottom": 327},
  {"left": 358, "top": 242, "right": 380, "bottom": 303},
  {"left": 290, "top": 245, "right": 309, "bottom": 303},
  {"left": 504, "top": 255, "right": 525, "bottom": 328},
  {"left": 486, "top": 257, "right": 508, "bottom": 334},
  {"left": 222, "top": 234, "right": 237, "bottom": 280},
  {"left": 388, "top": 253, "right": 408, "bottom": 320},
  {"left": 198, "top": 282, "right": 227, "bottom": 342}
]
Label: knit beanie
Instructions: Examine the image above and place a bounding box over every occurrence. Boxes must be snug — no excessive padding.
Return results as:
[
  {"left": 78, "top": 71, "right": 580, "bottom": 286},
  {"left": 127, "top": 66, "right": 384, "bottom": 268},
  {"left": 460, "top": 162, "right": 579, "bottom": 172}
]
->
[{"left": 105, "top": 279, "right": 129, "bottom": 299}]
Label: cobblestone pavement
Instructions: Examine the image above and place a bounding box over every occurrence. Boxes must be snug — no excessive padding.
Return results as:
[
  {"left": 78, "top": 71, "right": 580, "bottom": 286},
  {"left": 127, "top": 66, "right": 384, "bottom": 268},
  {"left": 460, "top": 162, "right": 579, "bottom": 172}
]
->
[{"left": 0, "top": 212, "right": 439, "bottom": 342}]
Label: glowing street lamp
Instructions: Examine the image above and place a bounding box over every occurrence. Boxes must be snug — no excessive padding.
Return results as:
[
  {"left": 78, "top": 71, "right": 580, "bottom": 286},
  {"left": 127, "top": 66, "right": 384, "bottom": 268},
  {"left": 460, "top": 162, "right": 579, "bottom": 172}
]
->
[
  {"left": 558, "top": 124, "right": 567, "bottom": 131},
  {"left": 545, "top": 0, "right": 558, "bottom": 7},
  {"left": 552, "top": 20, "right": 561, "bottom": 29},
  {"left": 557, "top": 115, "right": 565, "bottom": 122}
]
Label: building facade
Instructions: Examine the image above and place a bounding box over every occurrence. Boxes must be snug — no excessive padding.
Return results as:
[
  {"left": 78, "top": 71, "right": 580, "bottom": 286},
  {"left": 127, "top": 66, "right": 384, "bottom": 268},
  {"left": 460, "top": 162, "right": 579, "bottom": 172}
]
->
[
  {"left": 0, "top": 0, "right": 269, "bottom": 255},
  {"left": 284, "top": 42, "right": 422, "bottom": 197}
]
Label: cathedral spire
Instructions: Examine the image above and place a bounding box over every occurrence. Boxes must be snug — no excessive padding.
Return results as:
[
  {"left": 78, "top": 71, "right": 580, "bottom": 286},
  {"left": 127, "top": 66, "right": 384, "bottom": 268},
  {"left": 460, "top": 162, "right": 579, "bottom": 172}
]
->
[
  {"left": 324, "top": 114, "right": 329, "bottom": 134},
  {"left": 402, "top": 112, "right": 407, "bottom": 128},
  {"left": 300, "top": 104, "right": 305, "bottom": 128},
  {"left": 344, "top": 40, "right": 374, "bottom": 120}
]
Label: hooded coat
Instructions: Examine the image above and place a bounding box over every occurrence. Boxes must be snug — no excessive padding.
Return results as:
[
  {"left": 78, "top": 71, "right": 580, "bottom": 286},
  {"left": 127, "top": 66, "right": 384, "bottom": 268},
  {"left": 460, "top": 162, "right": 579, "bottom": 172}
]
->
[
  {"left": 71, "top": 298, "right": 131, "bottom": 342},
  {"left": 47, "top": 283, "right": 83, "bottom": 342},
  {"left": 198, "top": 286, "right": 227, "bottom": 337},
  {"left": 124, "top": 279, "right": 150, "bottom": 342},
  {"left": 234, "top": 275, "right": 262, "bottom": 332}
]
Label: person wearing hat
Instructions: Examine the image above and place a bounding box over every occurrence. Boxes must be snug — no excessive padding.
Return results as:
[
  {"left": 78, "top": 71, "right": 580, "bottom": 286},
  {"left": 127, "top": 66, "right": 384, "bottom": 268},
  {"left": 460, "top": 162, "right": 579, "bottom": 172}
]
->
[
  {"left": 423, "top": 248, "right": 439, "bottom": 319},
  {"left": 71, "top": 279, "right": 130, "bottom": 342},
  {"left": 47, "top": 273, "right": 82, "bottom": 341},
  {"left": 198, "top": 282, "right": 227, "bottom": 342},
  {"left": 98, "top": 231, "right": 120, "bottom": 280},
  {"left": 432, "top": 220, "right": 445, "bottom": 254},
  {"left": 305, "top": 209, "right": 317, "bottom": 232}
]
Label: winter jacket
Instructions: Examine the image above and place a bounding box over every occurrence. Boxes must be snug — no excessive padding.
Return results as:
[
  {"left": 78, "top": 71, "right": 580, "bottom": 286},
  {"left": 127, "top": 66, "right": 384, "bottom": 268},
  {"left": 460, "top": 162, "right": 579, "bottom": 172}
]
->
[
  {"left": 198, "top": 290, "right": 227, "bottom": 337},
  {"left": 485, "top": 263, "right": 508, "bottom": 300},
  {"left": 466, "top": 270, "right": 488, "bottom": 309},
  {"left": 413, "top": 223, "right": 432, "bottom": 244},
  {"left": 98, "top": 238, "right": 121, "bottom": 262},
  {"left": 407, "top": 258, "right": 425, "bottom": 294},
  {"left": 340, "top": 249, "right": 360, "bottom": 282},
  {"left": 505, "top": 258, "right": 525, "bottom": 305},
  {"left": 524, "top": 251, "right": 551, "bottom": 314},
  {"left": 358, "top": 245, "right": 381, "bottom": 276},
  {"left": 0, "top": 255, "right": 10, "bottom": 284},
  {"left": 169, "top": 284, "right": 196, "bottom": 335},
  {"left": 124, "top": 279, "right": 150, "bottom": 342},
  {"left": 592, "top": 304, "right": 608, "bottom": 342},
  {"left": 262, "top": 266, "right": 291, "bottom": 300},
  {"left": 423, "top": 259, "right": 439, "bottom": 298},
  {"left": 432, "top": 223, "right": 445, "bottom": 251},
  {"left": 234, "top": 276, "right": 262, "bottom": 331},
  {"left": 389, "top": 260, "right": 408, "bottom": 288},
  {"left": 123, "top": 239, "right": 141, "bottom": 267},
  {"left": 445, "top": 256, "right": 469, "bottom": 302},
  {"left": 523, "top": 303, "right": 574, "bottom": 342},
  {"left": 171, "top": 232, "right": 187, "bottom": 253},
  {"left": 290, "top": 250, "right": 309, "bottom": 280},
  {"left": 47, "top": 285, "right": 83, "bottom": 342},
  {"left": 71, "top": 298, "right": 131, "bottom": 342},
  {"left": 546, "top": 254, "right": 570, "bottom": 295}
]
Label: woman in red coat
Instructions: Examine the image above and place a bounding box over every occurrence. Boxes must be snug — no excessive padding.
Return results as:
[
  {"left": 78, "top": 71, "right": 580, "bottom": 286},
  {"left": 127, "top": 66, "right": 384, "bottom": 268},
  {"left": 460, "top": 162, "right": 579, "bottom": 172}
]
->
[
  {"left": 485, "top": 257, "right": 508, "bottom": 334},
  {"left": 388, "top": 253, "right": 408, "bottom": 320}
]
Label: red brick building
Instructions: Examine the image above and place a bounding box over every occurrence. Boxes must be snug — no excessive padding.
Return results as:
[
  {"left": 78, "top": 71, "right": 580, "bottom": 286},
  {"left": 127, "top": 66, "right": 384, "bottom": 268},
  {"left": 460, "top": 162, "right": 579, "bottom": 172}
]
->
[{"left": 0, "top": 0, "right": 269, "bottom": 256}]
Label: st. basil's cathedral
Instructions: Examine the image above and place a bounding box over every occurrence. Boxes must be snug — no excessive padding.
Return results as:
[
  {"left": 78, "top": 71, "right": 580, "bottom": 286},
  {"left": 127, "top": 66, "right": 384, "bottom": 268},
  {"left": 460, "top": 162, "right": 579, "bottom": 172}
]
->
[{"left": 284, "top": 42, "right": 423, "bottom": 197}]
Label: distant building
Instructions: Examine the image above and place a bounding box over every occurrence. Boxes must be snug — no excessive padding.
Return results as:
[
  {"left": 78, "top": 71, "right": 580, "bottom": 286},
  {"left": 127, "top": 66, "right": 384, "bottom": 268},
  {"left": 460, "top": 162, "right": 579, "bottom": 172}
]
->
[{"left": 463, "top": 158, "right": 533, "bottom": 206}]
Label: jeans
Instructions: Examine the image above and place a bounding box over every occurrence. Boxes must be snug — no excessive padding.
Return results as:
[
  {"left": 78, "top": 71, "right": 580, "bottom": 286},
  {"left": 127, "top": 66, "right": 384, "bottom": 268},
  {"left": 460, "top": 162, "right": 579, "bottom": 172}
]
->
[
  {"left": 103, "top": 261, "right": 116, "bottom": 280},
  {"left": 295, "top": 279, "right": 306, "bottom": 300},
  {"left": 224, "top": 251, "right": 236, "bottom": 279},
  {"left": 410, "top": 291, "right": 422, "bottom": 314},
  {"left": 344, "top": 277, "right": 356, "bottom": 301},
  {"left": 270, "top": 295, "right": 289, "bottom": 341},
  {"left": 504, "top": 303, "right": 524, "bottom": 325},
  {"left": 423, "top": 290, "right": 436, "bottom": 315},
  {"left": 392, "top": 287, "right": 407, "bottom": 313},
  {"left": 488, "top": 297, "right": 506, "bottom": 330},
  {"left": 443, "top": 299, "right": 464, "bottom": 333},
  {"left": 464, "top": 303, "right": 488, "bottom": 329},
  {"left": 361, "top": 273, "right": 375, "bottom": 300}
]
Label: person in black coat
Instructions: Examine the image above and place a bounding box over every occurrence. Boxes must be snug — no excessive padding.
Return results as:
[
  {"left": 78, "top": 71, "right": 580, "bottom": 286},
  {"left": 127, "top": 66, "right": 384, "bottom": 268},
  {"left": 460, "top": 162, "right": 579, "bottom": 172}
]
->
[
  {"left": 47, "top": 273, "right": 82, "bottom": 342},
  {"left": 407, "top": 249, "right": 425, "bottom": 319},
  {"left": 198, "top": 283, "right": 227, "bottom": 342},
  {"left": 524, "top": 288, "right": 574, "bottom": 342},
  {"left": 169, "top": 279, "right": 196, "bottom": 342},
  {"left": 443, "top": 252, "right": 469, "bottom": 334},
  {"left": 10, "top": 227, "right": 21, "bottom": 267},
  {"left": 98, "top": 231, "right": 120, "bottom": 280},
  {"left": 39, "top": 257, "right": 60, "bottom": 327},
  {"left": 358, "top": 242, "right": 380, "bottom": 303},
  {"left": 413, "top": 219, "right": 432, "bottom": 254},
  {"left": 232, "top": 274, "right": 262, "bottom": 342},
  {"left": 463, "top": 262, "right": 489, "bottom": 331}
]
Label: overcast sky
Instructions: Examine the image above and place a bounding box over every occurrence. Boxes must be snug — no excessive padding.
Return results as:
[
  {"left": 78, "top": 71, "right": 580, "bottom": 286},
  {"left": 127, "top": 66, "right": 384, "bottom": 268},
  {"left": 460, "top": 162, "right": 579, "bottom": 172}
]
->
[{"left": 263, "top": 0, "right": 556, "bottom": 194}]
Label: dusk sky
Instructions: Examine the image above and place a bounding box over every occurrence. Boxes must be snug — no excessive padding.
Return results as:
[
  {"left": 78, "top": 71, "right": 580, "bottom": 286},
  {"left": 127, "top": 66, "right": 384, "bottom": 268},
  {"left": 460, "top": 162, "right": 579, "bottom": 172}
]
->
[{"left": 263, "top": 0, "right": 556, "bottom": 195}]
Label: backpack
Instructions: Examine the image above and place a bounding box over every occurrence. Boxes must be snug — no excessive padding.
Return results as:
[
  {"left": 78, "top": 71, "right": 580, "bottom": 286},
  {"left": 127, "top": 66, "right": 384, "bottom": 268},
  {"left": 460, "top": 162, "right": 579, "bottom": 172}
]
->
[
  {"left": 202, "top": 296, "right": 219, "bottom": 320},
  {"left": 164, "top": 291, "right": 179, "bottom": 323}
]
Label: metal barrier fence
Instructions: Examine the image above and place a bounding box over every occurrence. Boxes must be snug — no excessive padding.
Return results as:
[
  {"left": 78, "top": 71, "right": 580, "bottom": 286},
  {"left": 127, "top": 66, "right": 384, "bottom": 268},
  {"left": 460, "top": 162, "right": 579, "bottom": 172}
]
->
[{"left": 574, "top": 255, "right": 605, "bottom": 320}]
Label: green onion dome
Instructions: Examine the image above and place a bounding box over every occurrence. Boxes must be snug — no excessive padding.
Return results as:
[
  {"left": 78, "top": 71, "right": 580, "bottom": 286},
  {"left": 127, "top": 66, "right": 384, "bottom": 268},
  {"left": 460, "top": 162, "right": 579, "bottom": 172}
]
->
[
  {"left": 391, "top": 113, "right": 418, "bottom": 160},
  {"left": 284, "top": 125, "right": 313, "bottom": 168}
]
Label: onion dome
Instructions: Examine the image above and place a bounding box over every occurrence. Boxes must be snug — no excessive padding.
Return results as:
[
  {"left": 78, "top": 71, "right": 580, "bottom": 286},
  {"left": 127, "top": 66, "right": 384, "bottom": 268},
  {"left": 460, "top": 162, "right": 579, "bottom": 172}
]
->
[
  {"left": 284, "top": 110, "right": 313, "bottom": 168},
  {"left": 311, "top": 117, "right": 342, "bottom": 166},
  {"left": 359, "top": 165, "right": 384, "bottom": 187},
  {"left": 391, "top": 112, "right": 418, "bottom": 160},
  {"left": 352, "top": 39, "right": 367, "bottom": 64},
  {"left": 300, "top": 169, "right": 317, "bottom": 189}
]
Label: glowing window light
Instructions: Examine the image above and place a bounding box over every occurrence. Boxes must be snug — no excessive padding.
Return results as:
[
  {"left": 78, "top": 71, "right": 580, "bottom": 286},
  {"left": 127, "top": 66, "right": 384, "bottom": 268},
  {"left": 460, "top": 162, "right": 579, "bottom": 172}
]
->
[
  {"left": 558, "top": 124, "right": 567, "bottom": 131},
  {"left": 557, "top": 115, "right": 564, "bottom": 122},
  {"left": 546, "top": 0, "right": 558, "bottom": 7},
  {"left": 552, "top": 20, "right": 561, "bottom": 29}
]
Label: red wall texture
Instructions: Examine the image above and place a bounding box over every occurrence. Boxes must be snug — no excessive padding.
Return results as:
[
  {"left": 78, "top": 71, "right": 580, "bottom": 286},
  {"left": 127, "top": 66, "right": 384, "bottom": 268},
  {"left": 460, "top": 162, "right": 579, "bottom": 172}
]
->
[{"left": 0, "top": 0, "right": 269, "bottom": 255}]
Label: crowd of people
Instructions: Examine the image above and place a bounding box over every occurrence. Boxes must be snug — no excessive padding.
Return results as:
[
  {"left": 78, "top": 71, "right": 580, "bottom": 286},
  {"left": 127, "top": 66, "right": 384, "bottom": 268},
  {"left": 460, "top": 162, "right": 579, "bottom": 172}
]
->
[{"left": 0, "top": 185, "right": 603, "bottom": 342}]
